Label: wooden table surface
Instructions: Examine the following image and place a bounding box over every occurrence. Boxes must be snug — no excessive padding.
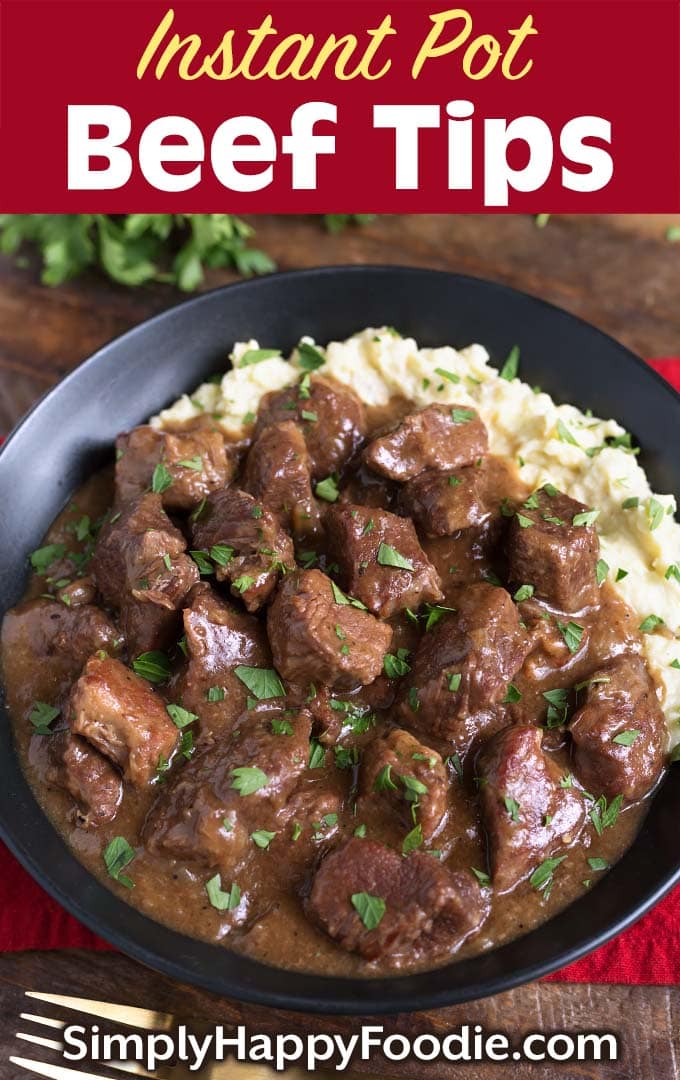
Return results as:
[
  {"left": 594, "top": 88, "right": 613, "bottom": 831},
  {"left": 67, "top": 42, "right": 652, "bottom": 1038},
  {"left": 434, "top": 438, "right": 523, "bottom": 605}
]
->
[{"left": 0, "top": 213, "right": 678, "bottom": 1080}]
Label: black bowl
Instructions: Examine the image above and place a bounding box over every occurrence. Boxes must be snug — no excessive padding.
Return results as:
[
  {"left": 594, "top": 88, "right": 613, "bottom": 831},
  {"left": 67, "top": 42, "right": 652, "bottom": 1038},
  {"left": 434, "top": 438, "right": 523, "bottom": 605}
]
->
[{"left": 1, "top": 267, "right": 678, "bottom": 1014}]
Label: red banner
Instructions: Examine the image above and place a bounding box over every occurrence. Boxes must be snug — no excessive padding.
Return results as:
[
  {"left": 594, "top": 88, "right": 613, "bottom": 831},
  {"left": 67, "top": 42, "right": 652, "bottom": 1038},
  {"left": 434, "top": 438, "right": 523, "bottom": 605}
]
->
[{"left": 0, "top": 0, "right": 678, "bottom": 211}]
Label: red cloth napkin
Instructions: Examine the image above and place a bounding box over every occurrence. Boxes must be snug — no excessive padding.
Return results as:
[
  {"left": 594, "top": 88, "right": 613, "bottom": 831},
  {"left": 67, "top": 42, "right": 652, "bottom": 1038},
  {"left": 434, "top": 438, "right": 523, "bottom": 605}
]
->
[{"left": 1, "top": 358, "right": 678, "bottom": 983}]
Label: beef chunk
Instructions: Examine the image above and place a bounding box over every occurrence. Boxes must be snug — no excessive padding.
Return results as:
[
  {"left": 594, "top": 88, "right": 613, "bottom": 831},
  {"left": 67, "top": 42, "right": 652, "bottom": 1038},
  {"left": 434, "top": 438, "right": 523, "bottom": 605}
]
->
[
  {"left": 243, "top": 421, "right": 320, "bottom": 536},
  {"left": 144, "top": 706, "right": 311, "bottom": 872},
  {"left": 69, "top": 655, "right": 178, "bottom": 786},
  {"left": 400, "top": 463, "right": 492, "bottom": 537},
  {"left": 267, "top": 569, "right": 392, "bottom": 690},
  {"left": 507, "top": 487, "right": 600, "bottom": 612},
  {"left": 192, "top": 488, "right": 294, "bottom": 612},
  {"left": 178, "top": 583, "right": 272, "bottom": 740},
  {"left": 0, "top": 598, "right": 119, "bottom": 717},
  {"left": 362, "top": 404, "right": 488, "bottom": 482},
  {"left": 360, "top": 728, "right": 448, "bottom": 839},
  {"left": 325, "top": 505, "right": 443, "bottom": 618},
  {"left": 255, "top": 377, "right": 366, "bottom": 478},
  {"left": 399, "top": 584, "right": 530, "bottom": 748},
  {"left": 307, "top": 838, "right": 486, "bottom": 959},
  {"left": 570, "top": 655, "right": 667, "bottom": 801},
  {"left": 115, "top": 425, "right": 234, "bottom": 510},
  {"left": 478, "top": 725, "right": 586, "bottom": 894},
  {"left": 91, "top": 493, "right": 199, "bottom": 655},
  {"left": 45, "top": 731, "right": 122, "bottom": 827}
]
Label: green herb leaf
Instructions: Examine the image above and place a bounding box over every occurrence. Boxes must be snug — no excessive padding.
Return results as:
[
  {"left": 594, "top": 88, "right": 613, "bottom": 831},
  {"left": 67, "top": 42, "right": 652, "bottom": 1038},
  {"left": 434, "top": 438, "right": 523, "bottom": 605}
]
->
[
  {"left": 503, "top": 684, "right": 522, "bottom": 704},
  {"left": 251, "top": 829, "right": 276, "bottom": 850},
  {"left": 499, "top": 345, "right": 520, "bottom": 381},
  {"left": 587, "top": 857, "right": 609, "bottom": 871},
  {"left": 166, "top": 704, "right": 197, "bottom": 729},
  {"left": 271, "top": 717, "right": 293, "bottom": 736},
  {"left": 448, "top": 673, "right": 462, "bottom": 692},
  {"left": 639, "top": 614, "right": 664, "bottom": 634},
  {"left": 504, "top": 795, "right": 521, "bottom": 822},
  {"left": 103, "top": 837, "right": 136, "bottom": 889},
  {"left": 451, "top": 408, "right": 477, "bottom": 424},
  {"left": 351, "top": 892, "right": 386, "bottom": 930},
  {"left": 207, "top": 685, "right": 225, "bottom": 702},
  {"left": 612, "top": 729, "right": 640, "bottom": 746},
  {"left": 330, "top": 580, "right": 367, "bottom": 610},
  {"left": 402, "top": 823, "right": 423, "bottom": 855},
  {"left": 205, "top": 874, "right": 241, "bottom": 910},
  {"left": 471, "top": 867, "right": 491, "bottom": 886},
  {"left": 29, "top": 701, "right": 60, "bottom": 735},
  {"left": 572, "top": 509, "right": 599, "bottom": 527},
  {"left": 234, "top": 665, "right": 284, "bottom": 699},
  {"left": 647, "top": 497, "right": 665, "bottom": 531},
  {"left": 434, "top": 367, "right": 460, "bottom": 384},
  {"left": 297, "top": 342, "right": 326, "bottom": 370},
  {"left": 557, "top": 620, "right": 585, "bottom": 654},
  {"left": 190, "top": 549, "right": 214, "bottom": 575},
  {"left": 383, "top": 651, "right": 411, "bottom": 678},
  {"left": 239, "top": 348, "right": 281, "bottom": 367},
  {"left": 513, "top": 584, "right": 535, "bottom": 602},
  {"left": 178, "top": 455, "right": 203, "bottom": 472},
  {"left": 516, "top": 513, "right": 533, "bottom": 529},
  {"left": 377, "top": 543, "right": 414, "bottom": 570},
  {"left": 529, "top": 855, "right": 566, "bottom": 892},
  {"left": 132, "top": 651, "right": 170, "bottom": 684},
  {"left": 374, "top": 764, "right": 398, "bottom": 792},
  {"left": 556, "top": 419, "right": 580, "bottom": 448},
  {"left": 595, "top": 559, "right": 610, "bottom": 585},
  {"left": 665, "top": 563, "right": 680, "bottom": 584},
  {"left": 151, "top": 462, "right": 173, "bottom": 494},
  {"left": 230, "top": 766, "right": 269, "bottom": 796},
  {"left": 210, "top": 544, "right": 234, "bottom": 567},
  {"left": 30, "top": 543, "right": 65, "bottom": 575},
  {"left": 315, "top": 475, "right": 340, "bottom": 502},
  {"left": 308, "top": 739, "right": 325, "bottom": 769},
  {"left": 622, "top": 496, "right": 640, "bottom": 510}
]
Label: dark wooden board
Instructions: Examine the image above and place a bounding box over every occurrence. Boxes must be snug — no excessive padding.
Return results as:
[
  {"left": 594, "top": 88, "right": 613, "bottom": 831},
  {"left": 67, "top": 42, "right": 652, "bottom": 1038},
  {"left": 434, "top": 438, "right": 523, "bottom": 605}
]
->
[{"left": 0, "top": 213, "right": 678, "bottom": 1079}]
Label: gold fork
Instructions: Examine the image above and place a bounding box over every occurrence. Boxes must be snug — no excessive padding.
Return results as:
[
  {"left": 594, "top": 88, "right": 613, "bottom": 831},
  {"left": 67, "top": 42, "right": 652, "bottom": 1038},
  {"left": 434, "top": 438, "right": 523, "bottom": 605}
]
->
[{"left": 10, "top": 991, "right": 346, "bottom": 1080}]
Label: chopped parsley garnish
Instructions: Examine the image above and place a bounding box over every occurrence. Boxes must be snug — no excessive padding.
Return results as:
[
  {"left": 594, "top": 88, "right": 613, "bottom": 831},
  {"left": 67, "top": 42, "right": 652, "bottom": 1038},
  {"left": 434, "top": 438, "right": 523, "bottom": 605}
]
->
[
  {"left": 351, "top": 892, "right": 386, "bottom": 930},
  {"left": 424, "top": 603, "right": 455, "bottom": 630},
  {"left": 529, "top": 855, "right": 566, "bottom": 895},
  {"left": 354, "top": 823, "right": 367, "bottom": 838},
  {"left": 448, "top": 475, "right": 462, "bottom": 487},
  {"left": 383, "top": 650, "right": 411, "bottom": 678},
  {"left": 402, "top": 823, "right": 424, "bottom": 855},
  {"left": 572, "top": 509, "right": 599, "bottom": 527},
  {"left": 557, "top": 620, "right": 585, "bottom": 654},
  {"left": 301, "top": 410, "right": 318, "bottom": 423},
  {"left": 451, "top": 408, "right": 476, "bottom": 424},
  {"left": 29, "top": 701, "right": 60, "bottom": 735},
  {"left": 543, "top": 483, "right": 559, "bottom": 497},
  {"left": 513, "top": 584, "right": 535, "bottom": 602},
  {"left": 315, "top": 475, "right": 339, "bottom": 502},
  {"left": 612, "top": 729, "right": 640, "bottom": 746},
  {"left": 448, "top": 673, "right": 462, "bottom": 692},
  {"left": 516, "top": 513, "right": 534, "bottom": 529},
  {"left": 297, "top": 342, "right": 326, "bottom": 370},
  {"left": 615, "top": 568, "right": 629, "bottom": 582},
  {"left": 334, "top": 745, "right": 357, "bottom": 769},
  {"left": 230, "top": 767, "right": 270, "bottom": 796},
  {"left": 647, "top": 497, "right": 665, "bottom": 531},
  {"left": 622, "top": 496, "right": 639, "bottom": 510},
  {"left": 132, "top": 651, "right": 171, "bottom": 684},
  {"left": 665, "top": 563, "right": 680, "bottom": 584},
  {"left": 362, "top": 518, "right": 375, "bottom": 535},
  {"left": 151, "top": 462, "right": 173, "bottom": 494},
  {"left": 400, "top": 774, "right": 428, "bottom": 799},
  {"left": 589, "top": 794, "right": 623, "bottom": 836},
  {"left": 30, "top": 543, "right": 65, "bottom": 575},
  {"left": 272, "top": 717, "right": 293, "bottom": 736},
  {"left": 178, "top": 455, "right": 203, "bottom": 471},
  {"left": 205, "top": 874, "right": 241, "bottom": 910},
  {"left": 103, "top": 837, "right": 136, "bottom": 889},
  {"left": 374, "top": 764, "right": 397, "bottom": 792},
  {"left": 504, "top": 796, "right": 521, "bottom": 822},
  {"left": 210, "top": 544, "right": 233, "bottom": 567},
  {"left": 239, "top": 348, "right": 281, "bottom": 367},
  {"left": 639, "top": 614, "right": 664, "bottom": 634},
  {"left": 166, "top": 704, "right": 197, "bottom": 729},
  {"left": 308, "top": 739, "right": 325, "bottom": 769},
  {"left": 523, "top": 492, "right": 540, "bottom": 510},
  {"left": 543, "top": 688, "right": 569, "bottom": 728},
  {"left": 499, "top": 345, "right": 520, "bottom": 381},
  {"left": 471, "top": 867, "right": 491, "bottom": 887},
  {"left": 251, "top": 829, "right": 276, "bottom": 850},
  {"left": 587, "top": 857, "right": 609, "bottom": 872},
  {"left": 556, "top": 420, "right": 580, "bottom": 448},
  {"left": 233, "top": 665, "right": 284, "bottom": 699},
  {"left": 503, "top": 684, "right": 522, "bottom": 703},
  {"left": 595, "top": 559, "right": 610, "bottom": 585},
  {"left": 190, "top": 549, "right": 214, "bottom": 575},
  {"left": 377, "top": 543, "right": 414, "bottom": 570},
  {"left": 408, "top": 687, "right": 420, "bottom": 712},
  {"left": 207, "top": 686, "right": 225, "bottom": 702},
  {"left": 179, "top": 730, "right": 194, "bottom": 759},
  {"left": 330, "top": 580, "right": 367, "bottom": 609},
  {"left": 233, "top": 574, "right": 255, "bottom": 593}
]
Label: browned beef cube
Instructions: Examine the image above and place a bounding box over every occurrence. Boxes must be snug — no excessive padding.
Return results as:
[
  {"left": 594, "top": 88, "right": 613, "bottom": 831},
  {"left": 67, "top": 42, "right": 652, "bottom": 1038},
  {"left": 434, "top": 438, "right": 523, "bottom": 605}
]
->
[
  {"left": 307, "top": 838, "right": 486, "bottom": 959},
  {"left": 478, "top": 725, "right": 586, "bottom": 894},
  {"left": 255, "top": 377, "right": 366, "bottom": 479},
  {"left": 399, "top": 583, "right": 530, "bottom": 748},
  {"left": 362, "top": 404, "right": 488, "bottom": 481},
  {"left": 45, "top": 731, "right": 122, "bottom": 827},
  {"left": 267, "top": 569, "right": 392, "bottom": 691},
  {"left": 91, "top": 493, "right": 199, "bottom": 655},
  {"left": 69, "top": 656, "right": 178, "bottom": 786},
  {"left": 360, "top": 728, "right": 448, "bottom": 839},
  {"left": 570, "top": 655, "right": 667, "bottom": 801},
  {"left": 325, "top": 505, "right": 443, "bottom": 618},
  {"left": 178, "top": 583, "right": 273, "bottom": 739},
  {"left": 115, "top": 425, "right": 234, "bottom": 510},
  {"left": 0, "top": 598, "right": 120, "bottom": 718},
  {"left": 507, "top": 487, "right": 600, "bottom": 612},
  {"left": 144, "top": 706, "right": 311, "bottom": 873},
  {"left": 192, "top": 488, "right": 294, "bottom": 612},
  {"left": 400, "top": 464, "right": 491, "bottom": 537},
  {"left": 243, "top": 421, "right": 320, "bottom": 537}
]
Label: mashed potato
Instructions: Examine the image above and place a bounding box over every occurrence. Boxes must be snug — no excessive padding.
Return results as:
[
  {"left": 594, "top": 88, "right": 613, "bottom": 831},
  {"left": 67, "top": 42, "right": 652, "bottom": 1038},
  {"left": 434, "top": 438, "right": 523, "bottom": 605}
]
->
[{"left": 152, "top": 328, "right": 680, "bottom": 741}]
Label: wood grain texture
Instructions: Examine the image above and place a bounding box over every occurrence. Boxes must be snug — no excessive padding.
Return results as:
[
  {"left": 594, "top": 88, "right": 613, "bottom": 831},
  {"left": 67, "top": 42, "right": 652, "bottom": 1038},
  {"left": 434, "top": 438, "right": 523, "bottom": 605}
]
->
[
  {"left": 0, "top": 213, "right": 678, "bottom": 1080},
  {"left": 0, "top": 951, "right": 678, "bottom": 1080}
]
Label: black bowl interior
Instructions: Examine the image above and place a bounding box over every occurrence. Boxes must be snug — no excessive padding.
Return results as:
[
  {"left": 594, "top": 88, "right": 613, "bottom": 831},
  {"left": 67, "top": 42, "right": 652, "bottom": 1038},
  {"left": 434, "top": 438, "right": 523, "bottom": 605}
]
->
[{"left": 0, "top": 266, "right": 678, "bottom": 1014}]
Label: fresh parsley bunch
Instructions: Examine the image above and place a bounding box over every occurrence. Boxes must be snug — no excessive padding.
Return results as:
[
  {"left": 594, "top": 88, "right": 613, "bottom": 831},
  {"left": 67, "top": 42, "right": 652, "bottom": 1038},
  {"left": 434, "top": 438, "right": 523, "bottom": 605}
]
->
[{"left": 0, "top": 212, "right": 376, "bottom": 291}]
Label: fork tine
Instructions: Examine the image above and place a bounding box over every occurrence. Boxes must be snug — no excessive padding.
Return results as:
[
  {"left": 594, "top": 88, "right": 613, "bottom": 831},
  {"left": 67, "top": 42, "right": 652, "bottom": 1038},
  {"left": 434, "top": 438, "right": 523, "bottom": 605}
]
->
[
  {"left": 24, "top": 994, "right": 174, "bottom": 1032},
  {"left": 17, "top": 1034, "right": 62, "bottom": 1052},
  {"left": 20, "top": 1015, "right": 65, "bottom": 1031},
  {"left": 9, "top": 1057, "right": 110, "bottom": 1080}
]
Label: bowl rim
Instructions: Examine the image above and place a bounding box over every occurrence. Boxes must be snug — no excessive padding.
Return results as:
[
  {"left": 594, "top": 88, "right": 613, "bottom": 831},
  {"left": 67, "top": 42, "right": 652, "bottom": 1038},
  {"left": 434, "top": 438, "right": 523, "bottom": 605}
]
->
[{"left": 1, "top": 264, "right": 679, "bottom": 1014}]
